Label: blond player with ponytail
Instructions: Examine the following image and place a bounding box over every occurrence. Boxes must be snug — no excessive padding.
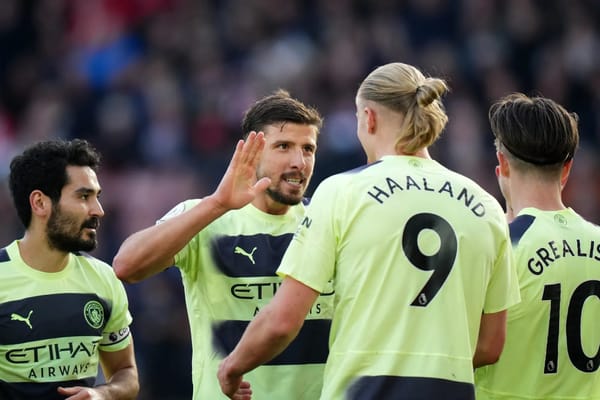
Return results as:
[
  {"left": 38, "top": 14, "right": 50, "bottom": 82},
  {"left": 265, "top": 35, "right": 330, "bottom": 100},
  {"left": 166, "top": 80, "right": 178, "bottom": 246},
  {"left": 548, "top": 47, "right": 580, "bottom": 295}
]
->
[{"left": 218, "top": 62, "right": 520, "bottom": 400}]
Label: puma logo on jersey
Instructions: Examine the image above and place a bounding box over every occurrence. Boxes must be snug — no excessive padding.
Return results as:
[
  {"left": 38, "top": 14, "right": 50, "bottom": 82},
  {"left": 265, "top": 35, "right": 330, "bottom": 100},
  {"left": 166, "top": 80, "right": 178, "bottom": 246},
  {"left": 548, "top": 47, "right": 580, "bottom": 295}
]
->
[
  {"left": 234, "top": 246, "right": 257, "bottom": 264},
  {"left": 11, "top": 310, "right": 33, "bottom": 329}
]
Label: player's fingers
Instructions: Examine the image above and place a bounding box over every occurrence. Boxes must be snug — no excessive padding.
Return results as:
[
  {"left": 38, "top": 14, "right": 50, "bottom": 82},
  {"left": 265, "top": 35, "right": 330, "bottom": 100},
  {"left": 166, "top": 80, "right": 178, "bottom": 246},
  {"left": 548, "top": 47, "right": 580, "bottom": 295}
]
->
[
  {"left": 228, "top": 138, "right": 246, "bottom": 171},
  {"left": 238, "top": 131, "right": 258, "bottom": 164},
  {"left": 57, "top": 386, "right": 78, "bottom": 394},
  {"left": 253, "top": 177, "right": 271, "bottom": 193},
  {"left": 243, "top": 131, "right": 265, "bottom": 167}
]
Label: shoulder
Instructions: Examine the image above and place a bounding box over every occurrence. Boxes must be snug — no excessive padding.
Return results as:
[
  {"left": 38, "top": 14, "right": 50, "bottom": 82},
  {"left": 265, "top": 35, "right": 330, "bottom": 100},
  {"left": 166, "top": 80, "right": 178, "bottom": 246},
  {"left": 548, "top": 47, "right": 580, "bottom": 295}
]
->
[
  {"left": 509, "top": 214, "right": 537, "bottom": 245},
  {"left": 72, "top": 252, "right": 121, "bottom": 282},
  {"left": 0, "top": 246, "right": 11, "bottom": 263},
  {"left": 316, "top": 163, "right": 374, "bottom": 190},
  {"left": 158, "top": 198, "right": 201, "bottom": 223}
]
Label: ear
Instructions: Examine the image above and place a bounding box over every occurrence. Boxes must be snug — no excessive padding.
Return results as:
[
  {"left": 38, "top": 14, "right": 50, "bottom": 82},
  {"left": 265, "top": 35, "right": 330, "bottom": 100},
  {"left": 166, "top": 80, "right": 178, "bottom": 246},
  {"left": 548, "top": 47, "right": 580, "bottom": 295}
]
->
[
  {"left": 559, "top": 159, "right": 573, "bottom": 190},
  {"left": 496, "top": 151, "right": 510, "bottom": 177},
  {"left": 30, "top": 190, "right": 52, "bottom": 218},
  {"left": 366, "top": 106, "right": 377, "bottom": 134}
]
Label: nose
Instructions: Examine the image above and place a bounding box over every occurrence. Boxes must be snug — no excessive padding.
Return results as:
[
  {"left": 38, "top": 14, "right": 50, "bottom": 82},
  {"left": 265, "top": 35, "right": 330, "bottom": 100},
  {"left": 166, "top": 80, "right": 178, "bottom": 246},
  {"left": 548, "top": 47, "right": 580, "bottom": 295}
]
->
[
  {"left": 290, "top": 148, "right": 307, "bottom": 170},
  {"left": 92, "top": 198, "right": 105, "bottom": 218}
]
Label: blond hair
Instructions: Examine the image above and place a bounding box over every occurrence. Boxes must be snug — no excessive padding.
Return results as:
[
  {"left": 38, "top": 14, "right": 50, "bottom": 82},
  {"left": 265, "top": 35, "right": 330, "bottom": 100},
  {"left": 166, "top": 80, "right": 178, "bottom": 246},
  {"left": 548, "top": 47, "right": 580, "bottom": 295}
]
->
[{"left": 357, "top": 63, "right": 449, "bottom": 154}]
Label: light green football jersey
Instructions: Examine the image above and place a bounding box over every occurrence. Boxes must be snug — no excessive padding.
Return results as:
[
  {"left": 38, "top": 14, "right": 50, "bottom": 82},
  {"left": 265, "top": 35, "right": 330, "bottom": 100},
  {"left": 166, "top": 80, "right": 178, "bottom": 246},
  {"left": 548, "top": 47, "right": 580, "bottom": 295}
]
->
[
  {"left": 277, "top": 156, "right": 520, "bottom": 400},
  {"left": 475, "top": 207, "right": 600, "bottom": 399},
  {"left": 161, "top": 200, "right": 333, "bottom": 400},
  {"left": 0, "top": 240, "right": 132, "bottom": 399}
]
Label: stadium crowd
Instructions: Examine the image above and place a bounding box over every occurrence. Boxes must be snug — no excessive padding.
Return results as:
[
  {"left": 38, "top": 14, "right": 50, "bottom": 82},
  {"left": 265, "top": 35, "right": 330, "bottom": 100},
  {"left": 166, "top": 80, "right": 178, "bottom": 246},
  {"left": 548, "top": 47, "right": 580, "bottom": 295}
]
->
[{"left": 1, "top": 0, "right": 599, "bottom": 398}]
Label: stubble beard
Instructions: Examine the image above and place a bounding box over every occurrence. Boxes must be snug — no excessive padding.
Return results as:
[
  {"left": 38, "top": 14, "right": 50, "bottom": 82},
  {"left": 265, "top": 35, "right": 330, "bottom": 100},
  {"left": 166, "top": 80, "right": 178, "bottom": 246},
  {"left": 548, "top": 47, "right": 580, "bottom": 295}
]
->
[
  {"left": 46, "top": 205, "right": 98, "bottom": 253},
  {"left": 266, "top": 186, "right": 304, "bottom": 206}
]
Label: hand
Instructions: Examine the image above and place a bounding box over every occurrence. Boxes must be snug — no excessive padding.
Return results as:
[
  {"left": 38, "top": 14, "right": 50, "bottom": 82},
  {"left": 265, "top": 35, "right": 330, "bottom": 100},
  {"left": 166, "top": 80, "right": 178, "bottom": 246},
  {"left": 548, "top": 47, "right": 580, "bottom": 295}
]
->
[
  {"left": 57, "top": 386, "right": 102, "bottom": 399},
  {"left": 218, "top": 358, "right": 252, "bottom": 400},
  {"left": 212, "top": 131, "right": 271, "bottom": 211}
]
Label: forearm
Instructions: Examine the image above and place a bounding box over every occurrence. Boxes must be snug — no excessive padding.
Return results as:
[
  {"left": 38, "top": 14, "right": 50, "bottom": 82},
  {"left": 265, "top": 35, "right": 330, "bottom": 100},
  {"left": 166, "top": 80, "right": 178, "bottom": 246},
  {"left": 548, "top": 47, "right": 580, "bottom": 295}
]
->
[
  {"left": 220, "top": 278, "right": 317, "bottom": 378},
  {"left": 113, "top": 195, "right": 227, "bottom": 282},
  {"left": 96, "top": 366, "right": 139, "bottom": 400},
  {"left": 222, "top": 306, "right": 301, "bottom": 377},
  {"left": 473, "top": 310, "right": 507, "bottom": 368}
]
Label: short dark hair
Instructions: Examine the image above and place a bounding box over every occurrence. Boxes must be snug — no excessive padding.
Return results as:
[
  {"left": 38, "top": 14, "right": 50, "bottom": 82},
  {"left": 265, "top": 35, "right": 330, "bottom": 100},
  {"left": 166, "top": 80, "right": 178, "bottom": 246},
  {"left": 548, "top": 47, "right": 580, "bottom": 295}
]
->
[
  {"left": 9, "top": 139, "right": 101, "bottom": 228},
  {"left": 241, "top": 89, "right": 323, "bottom": 138},
  {"left": 489, "top": 93, "right": 579, "bottom": 167}
]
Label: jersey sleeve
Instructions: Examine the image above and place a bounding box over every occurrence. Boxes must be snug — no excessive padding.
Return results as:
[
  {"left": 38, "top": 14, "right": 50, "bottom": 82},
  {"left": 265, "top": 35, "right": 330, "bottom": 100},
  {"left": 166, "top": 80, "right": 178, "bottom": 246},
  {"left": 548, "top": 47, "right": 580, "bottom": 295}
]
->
[
  {"left": 157, "top": 199, "right": 202, "bottom": 275},
  {"left": 101, "top": 269, "right": 134, "bottom": 352},
  {"left": 482, "top": 223, "right": 521, "bottom": 314},
  {"left": 277, "top": 176, "right": 341, "bottom": 293}
]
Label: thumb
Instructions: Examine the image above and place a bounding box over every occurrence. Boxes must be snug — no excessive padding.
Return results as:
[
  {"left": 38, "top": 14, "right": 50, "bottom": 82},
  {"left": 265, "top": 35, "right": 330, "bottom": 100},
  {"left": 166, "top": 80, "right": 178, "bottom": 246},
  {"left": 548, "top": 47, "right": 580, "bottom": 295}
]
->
[{"left": 253, "top": 177, "right": 271, "bottom": 193}]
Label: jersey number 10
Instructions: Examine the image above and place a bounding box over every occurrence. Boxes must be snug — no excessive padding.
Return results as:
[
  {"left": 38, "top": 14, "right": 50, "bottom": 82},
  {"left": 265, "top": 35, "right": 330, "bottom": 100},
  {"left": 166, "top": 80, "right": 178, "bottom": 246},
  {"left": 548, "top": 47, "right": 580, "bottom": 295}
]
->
[{"left": 542, "top": 281, "right": 600, "bottom": 374}]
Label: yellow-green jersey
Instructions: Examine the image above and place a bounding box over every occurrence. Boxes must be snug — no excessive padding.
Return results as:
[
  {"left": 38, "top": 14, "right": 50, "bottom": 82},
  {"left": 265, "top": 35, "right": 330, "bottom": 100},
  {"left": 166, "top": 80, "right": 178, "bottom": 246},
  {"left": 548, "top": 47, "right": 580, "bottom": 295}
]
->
[
  {"left": 159, "top": 199, "right": 333, "bottom": 400},
  {"left": 475, "top": 207, "right": 600, "bottom": 399},
  {"left": 0, "top": 240, "right": 132, "bottom": 400},
  {"left": 277, "top": 156, "right": 520, "bottom": 400}
]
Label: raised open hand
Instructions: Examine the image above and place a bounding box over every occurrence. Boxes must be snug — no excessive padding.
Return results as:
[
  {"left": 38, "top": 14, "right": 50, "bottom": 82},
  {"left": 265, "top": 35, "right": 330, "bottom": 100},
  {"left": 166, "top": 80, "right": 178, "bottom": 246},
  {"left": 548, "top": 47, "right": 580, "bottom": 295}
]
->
[{"left": 212, "top": 131, "right": 271, "bottom": 211}]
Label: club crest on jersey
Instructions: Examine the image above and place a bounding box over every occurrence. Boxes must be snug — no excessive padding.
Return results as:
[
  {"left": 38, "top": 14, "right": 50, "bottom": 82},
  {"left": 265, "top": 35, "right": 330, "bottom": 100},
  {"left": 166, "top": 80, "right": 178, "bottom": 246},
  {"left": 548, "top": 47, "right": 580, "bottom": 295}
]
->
[
  {"left": 84, "top": 300, "right": 105, "bottom": 329},
  {"left": 554, "top": 213, "right": 567, "bottom": 226}
]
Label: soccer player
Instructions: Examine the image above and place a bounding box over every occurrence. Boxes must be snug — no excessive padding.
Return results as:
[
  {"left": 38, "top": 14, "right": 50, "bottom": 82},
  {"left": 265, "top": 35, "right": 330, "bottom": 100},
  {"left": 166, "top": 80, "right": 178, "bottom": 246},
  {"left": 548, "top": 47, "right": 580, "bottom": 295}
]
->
[
  {"left": 113, "top": 90, "right": 333, "bottom": 399},
  {"left": 475, "top": 93, "right": 600, "bottom": 399},
  {"left": 217, "top": 62, "right": 520, "bottom": 400},
  {"left": 0, "top": 139, "right": 138, "bottom": 400}
]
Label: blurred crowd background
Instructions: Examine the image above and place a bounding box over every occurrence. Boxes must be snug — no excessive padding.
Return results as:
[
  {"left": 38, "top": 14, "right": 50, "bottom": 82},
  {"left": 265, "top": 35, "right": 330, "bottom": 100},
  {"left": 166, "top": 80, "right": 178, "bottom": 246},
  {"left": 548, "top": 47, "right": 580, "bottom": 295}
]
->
[{"left": 1, "top": 0, "right": 599, "bottom": 398}]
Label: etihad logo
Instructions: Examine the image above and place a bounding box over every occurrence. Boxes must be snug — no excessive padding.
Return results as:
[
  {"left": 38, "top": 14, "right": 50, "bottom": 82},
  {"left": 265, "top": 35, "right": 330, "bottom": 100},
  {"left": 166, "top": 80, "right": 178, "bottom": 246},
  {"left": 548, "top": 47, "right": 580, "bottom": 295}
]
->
[
  {"left": 234, "top": 246, "right": 257, "bottom": 264},
  {"left": 11, "top": 310, "right": 33, "bottom": 329},
  {"left": 6, "top": 340, "right": 100, "bottom": 363}
]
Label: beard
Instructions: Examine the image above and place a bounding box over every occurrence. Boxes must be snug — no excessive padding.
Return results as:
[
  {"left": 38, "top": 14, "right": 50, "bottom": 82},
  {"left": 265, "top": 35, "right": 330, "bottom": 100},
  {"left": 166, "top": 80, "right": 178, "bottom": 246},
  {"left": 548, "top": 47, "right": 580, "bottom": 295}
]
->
[
  {"left": 46, "top": 204, "right": 99, "bottom": 253},
  {"left": 266, "top": 187, "right": 304, "bottom": 206},
  {"left": 266, "top": 171, "right": 310, "bottom": 206}
]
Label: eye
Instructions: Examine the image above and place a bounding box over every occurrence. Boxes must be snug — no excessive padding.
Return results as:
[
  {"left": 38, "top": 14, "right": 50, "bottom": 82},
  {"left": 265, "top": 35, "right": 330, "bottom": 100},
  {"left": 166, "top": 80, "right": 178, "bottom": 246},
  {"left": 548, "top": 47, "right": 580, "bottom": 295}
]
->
[
  {"left": 80, "top": 194, "right": 89, "bottom": 200},
  {"left": 277, "top": 143, "right": 289, "bottom": 150},
  {"left": 303, "top": 145, "right": 315, "bottom": 154}
]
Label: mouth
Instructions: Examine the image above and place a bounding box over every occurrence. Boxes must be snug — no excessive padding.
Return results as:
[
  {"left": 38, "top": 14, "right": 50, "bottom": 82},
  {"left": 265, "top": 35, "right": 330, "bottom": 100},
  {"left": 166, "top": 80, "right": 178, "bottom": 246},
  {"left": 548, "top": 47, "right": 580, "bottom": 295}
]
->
[
  {"left": 82, "top": 219, "right": 99, "bottom": 231},
  {"left": 284, "top": 177, "right": 304, "bottom": 187},
  {"left": 282, "top": 173, "right": 306, "bottom": 188}
]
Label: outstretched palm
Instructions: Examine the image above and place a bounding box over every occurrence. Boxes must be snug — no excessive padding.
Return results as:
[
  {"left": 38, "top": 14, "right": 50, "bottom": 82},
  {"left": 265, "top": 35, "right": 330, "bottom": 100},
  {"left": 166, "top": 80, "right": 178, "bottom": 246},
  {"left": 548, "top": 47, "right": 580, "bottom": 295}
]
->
[{"left": 213, "top": 131, "right": 271, "bottom": 210}]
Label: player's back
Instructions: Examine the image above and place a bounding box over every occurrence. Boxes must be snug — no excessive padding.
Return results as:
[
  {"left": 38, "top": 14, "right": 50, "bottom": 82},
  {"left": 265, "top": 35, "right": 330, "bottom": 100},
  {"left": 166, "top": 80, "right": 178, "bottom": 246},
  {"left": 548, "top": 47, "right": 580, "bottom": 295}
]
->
[
  {"left": 319, "top": 155, "right": 516, "bottom": 399},
  {"left": 475, "top": 207, "right": 600, "bottom": 399}
]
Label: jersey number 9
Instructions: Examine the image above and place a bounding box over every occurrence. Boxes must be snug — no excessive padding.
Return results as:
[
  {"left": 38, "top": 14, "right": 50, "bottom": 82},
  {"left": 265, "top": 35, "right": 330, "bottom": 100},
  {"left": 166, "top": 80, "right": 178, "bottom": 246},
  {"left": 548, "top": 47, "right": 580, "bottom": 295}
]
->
[{"left": 402, "top": 213, "right": 457, "bottom": 307}]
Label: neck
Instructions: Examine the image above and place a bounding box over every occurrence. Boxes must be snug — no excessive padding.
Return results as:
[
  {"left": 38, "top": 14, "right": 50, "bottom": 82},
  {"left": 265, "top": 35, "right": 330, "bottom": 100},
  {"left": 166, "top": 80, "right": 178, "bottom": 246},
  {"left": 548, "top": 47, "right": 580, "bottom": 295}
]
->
[
  {"left": 374, "top": 147, "right": 432, "bottom": 161},
  {"left": 509, "top": 176, "right": 566, "bottom": 217},
  {"left": 18, "top": 231, "right": 70, "bottom": 273}
]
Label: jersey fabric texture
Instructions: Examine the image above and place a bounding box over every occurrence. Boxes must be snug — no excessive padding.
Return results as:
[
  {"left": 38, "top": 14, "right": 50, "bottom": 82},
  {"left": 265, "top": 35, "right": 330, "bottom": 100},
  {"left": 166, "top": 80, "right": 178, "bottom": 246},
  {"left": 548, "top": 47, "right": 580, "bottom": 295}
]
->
[
  {"left": 475, "top": 207, "right": 600, "bottom": 399},
  {"left": 0, "top": 240, "right": 132, "bottom": 400},
  {"left": 161, "top": 199, "right": 333, "bottom": 400},
  {"left": 277, "top": 156, "right": 520, "bottom": 400}
]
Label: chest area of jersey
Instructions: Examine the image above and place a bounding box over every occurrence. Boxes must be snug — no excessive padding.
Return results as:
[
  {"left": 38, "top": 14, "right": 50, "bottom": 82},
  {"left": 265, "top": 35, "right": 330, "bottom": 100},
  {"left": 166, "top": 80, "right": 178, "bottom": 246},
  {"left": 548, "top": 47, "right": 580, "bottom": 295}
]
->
[{"left": 209, "top": 233, "right": 294, "bottom": 277}]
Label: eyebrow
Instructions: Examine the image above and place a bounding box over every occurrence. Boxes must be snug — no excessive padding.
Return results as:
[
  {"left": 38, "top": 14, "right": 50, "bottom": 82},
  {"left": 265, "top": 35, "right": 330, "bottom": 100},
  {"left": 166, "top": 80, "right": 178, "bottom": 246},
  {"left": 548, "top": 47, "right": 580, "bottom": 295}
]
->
[{"left": 74, "top": 187, "right": 101, "bottom": 195}]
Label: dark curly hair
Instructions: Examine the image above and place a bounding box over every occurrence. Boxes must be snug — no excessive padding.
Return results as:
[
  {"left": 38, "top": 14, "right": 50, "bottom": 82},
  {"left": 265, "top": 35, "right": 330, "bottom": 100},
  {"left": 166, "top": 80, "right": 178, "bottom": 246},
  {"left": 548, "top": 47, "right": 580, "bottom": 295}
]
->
[{"left": 9, "top": 139, "right": 101, "bottom": 228}]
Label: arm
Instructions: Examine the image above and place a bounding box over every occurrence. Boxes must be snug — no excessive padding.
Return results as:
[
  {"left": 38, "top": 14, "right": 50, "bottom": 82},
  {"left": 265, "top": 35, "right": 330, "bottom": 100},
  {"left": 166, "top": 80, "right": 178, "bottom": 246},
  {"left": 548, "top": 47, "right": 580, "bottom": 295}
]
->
[
  {"left": 113, "top": 132, "right": 271, "bottom": 283},
  {"left": 473, "top": 310, "right": 507, "bottom": 368},
  {"left": 57, "top": 342, "right": 139, "bottom": 400},
  {"left": 218, "top": 277, "right": 320, "bottom": 399}
]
